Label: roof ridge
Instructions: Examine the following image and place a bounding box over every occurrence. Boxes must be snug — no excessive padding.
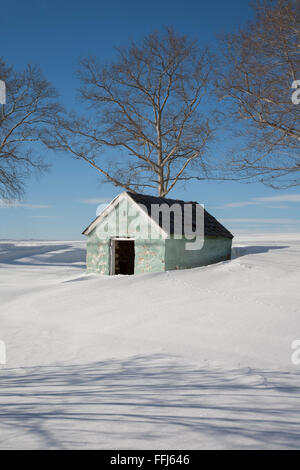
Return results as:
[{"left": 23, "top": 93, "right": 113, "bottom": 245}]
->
[{"left": 126, "top": 191, "right": 198, "bottom": 205}]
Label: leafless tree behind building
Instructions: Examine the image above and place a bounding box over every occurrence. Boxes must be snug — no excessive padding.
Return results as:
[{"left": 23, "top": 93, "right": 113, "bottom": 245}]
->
[{"left": 45, "top": 28, "right": 216, "bottom": 197}]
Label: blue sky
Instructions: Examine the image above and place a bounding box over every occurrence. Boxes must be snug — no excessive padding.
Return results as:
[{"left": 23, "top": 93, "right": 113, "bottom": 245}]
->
[{"left": 1, "top": 0, "right": 299, "bottom": 239}]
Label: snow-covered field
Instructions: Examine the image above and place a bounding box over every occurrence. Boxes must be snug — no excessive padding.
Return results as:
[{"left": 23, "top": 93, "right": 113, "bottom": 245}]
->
[{"left": 0, "top": 234, "right": 300, "bottom": 449}]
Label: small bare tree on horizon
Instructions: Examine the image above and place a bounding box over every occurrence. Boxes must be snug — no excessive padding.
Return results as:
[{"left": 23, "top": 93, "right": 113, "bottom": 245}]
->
[
  {"left": 46, "top": 28, "right": 215, "bottom": 197},
  {"left": 0, "top": 58, "right": 60, "bottom": 199},
  {"left": 217, "top": 0, "right": 300, "bottom": 189}
]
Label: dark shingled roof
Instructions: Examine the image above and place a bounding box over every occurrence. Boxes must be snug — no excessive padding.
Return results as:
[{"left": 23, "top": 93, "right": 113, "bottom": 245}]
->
[{"left": 127, "top": 192, "right": 233, "bottom": 239}]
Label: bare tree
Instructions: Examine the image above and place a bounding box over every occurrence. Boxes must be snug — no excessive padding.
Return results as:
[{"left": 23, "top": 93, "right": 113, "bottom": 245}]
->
[
  {"left": 46, "top": 29, "right": 214, "bottom": 197},
  {"left": 0, "top": 58, "right": 60, "bottom": 199},
  {"left": 217, "top": 0, "right": 300, "bottom": 188}
]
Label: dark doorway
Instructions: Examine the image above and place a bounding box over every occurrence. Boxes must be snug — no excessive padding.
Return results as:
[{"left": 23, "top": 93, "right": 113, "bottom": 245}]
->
[{"left": 114, "top": 240, "right": 135, "bottom": 275}]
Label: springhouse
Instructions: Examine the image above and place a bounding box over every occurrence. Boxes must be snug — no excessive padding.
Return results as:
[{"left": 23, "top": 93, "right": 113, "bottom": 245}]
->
[{"left": 83, "top": 192, "right": 233, "bottom": 275}]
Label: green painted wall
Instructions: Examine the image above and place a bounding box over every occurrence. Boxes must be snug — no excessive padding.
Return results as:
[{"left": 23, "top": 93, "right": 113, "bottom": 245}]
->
[
  {"left": 134, "top": 239, "right": 165, "bottom": 274},
  {"left": 165, "top": 236, "right": 232, "bottom": 271},
  {"left": 86, "top": 230, "right": 110, "bottom": 274}
]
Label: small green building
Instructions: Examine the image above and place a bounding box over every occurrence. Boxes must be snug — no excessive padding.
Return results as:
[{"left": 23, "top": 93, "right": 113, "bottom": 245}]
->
[{"left": 82, "top": 192, "right": 233, "bottom": 275}]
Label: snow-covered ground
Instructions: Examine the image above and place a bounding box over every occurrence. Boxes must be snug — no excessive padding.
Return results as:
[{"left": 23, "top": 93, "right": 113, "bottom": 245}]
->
[{"left": 0, "top": 235, "right": 300, "bottom": 449}]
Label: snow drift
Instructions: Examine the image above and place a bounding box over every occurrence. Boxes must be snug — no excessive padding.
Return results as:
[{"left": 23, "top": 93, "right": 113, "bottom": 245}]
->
[{"left": 0, "top": 235, "right": 299, "bottom": 449}]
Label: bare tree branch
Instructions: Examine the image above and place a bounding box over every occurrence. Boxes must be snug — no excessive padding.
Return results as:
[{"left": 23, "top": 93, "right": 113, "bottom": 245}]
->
[
  {"left": 0, "top": 58, "right": 60, "bottom": 198},
  {"left": 216, "top": 0, "right": 300, "bottom": 188},
  {"left": 45, "top": 28, "right": 215, "bottom": 196}
]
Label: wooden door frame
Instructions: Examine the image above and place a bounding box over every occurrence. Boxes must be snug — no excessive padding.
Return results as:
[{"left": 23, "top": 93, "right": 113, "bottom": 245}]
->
[{"left": 110, "top": 237, "right": 135, "bottom": 275}]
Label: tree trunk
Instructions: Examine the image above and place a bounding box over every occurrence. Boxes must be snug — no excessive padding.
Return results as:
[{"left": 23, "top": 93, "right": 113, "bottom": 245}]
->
[{"left": 158, "top": 166, "right": 164, "bottom": 196}]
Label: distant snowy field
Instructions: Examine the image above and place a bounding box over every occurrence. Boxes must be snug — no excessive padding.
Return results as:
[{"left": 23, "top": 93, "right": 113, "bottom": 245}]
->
[{"left": 0, "top": 234, "right": 300, "bottom": 449}]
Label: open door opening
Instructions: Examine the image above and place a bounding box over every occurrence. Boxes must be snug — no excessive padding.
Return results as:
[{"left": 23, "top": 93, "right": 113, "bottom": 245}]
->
[{"left": 113, "top": 239, "right": 135, "bottom": 275}]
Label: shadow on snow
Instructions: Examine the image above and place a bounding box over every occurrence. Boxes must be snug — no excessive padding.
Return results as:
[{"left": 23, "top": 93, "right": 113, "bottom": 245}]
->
[
  {"left": 0, "top": 243, "right": 86, "bottom": 267},
  {"left": 0, "top": 355, "right": 300, "bottom": 449},
  {"left": 231, "top": 245, "right": 288, "bottom": 260}
]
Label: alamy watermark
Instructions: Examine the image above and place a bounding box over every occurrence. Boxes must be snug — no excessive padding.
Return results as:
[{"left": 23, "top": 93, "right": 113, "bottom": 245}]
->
[
  {"left": 95, "top": 199, "right": 205, "bottom": 251},
  {"left": 291, "top": 80, "right": 300, "bottom": 105},
  {"left": 0, "top": 80, "right": 6, "bottom": 105},
  {"left": 0, "top": 340, "right": 6, "bottom": 366},
  {"left": 291, "top": 340, "right": 300, "bottom": 365}
]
